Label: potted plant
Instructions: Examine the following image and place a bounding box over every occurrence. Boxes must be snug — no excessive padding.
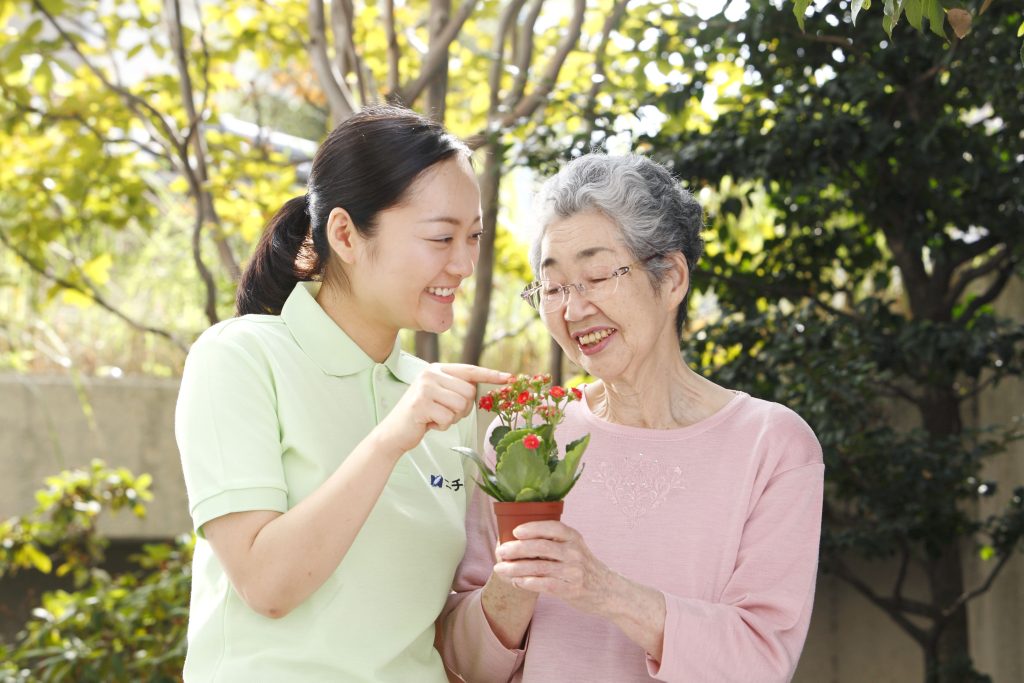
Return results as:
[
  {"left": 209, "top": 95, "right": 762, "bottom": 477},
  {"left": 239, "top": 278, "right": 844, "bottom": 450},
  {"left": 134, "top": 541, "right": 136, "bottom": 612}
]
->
[{"left": 453, "top": 374, "right": 590, "bottom": 543}]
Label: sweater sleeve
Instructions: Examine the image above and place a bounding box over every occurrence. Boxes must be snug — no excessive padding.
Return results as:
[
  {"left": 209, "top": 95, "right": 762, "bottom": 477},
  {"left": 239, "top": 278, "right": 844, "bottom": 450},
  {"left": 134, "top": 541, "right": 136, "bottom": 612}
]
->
[
  {"left": 439, "top": 429, "right": 527, "bottom": 683},
  {"left": 647, "top": 434, "right": 824, "bottom": 682}
]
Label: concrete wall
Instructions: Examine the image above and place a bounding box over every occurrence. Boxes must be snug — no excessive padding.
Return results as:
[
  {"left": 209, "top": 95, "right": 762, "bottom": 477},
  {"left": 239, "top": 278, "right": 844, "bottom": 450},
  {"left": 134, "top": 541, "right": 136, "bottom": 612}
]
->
[{"left": 2, "top": 292, "right": 1022, "bottom": 681}]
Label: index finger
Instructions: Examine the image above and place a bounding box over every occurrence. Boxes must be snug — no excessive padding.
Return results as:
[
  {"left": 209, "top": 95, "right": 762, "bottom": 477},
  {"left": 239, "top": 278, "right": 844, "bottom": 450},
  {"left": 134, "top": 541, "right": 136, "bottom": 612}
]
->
[{"left": 437, "top": 363, "right": 514, "bottom": 385}]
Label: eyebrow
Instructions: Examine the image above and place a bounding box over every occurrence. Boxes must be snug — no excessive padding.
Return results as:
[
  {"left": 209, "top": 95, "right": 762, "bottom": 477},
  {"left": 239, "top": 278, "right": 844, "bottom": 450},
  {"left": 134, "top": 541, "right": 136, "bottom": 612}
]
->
[
  {"left": 418, "top": 216, "right": 483, "bottom": 226},
  {"left": 540, "top": 246, "right": 615, "bottom": 269}
]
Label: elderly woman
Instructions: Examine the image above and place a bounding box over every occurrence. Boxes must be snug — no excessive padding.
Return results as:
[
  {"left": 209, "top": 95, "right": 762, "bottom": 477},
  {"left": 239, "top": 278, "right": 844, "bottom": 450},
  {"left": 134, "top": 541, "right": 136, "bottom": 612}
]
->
[{"left": 440, "top": 154, "right": 823, "bottom": 682}]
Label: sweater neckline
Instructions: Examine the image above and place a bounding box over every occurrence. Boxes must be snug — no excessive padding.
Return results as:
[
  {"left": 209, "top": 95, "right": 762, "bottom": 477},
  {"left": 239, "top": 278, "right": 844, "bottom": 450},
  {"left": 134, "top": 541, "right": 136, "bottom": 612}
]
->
[{"left": 574, "top": 385, "right": 749, "bottom": 441}]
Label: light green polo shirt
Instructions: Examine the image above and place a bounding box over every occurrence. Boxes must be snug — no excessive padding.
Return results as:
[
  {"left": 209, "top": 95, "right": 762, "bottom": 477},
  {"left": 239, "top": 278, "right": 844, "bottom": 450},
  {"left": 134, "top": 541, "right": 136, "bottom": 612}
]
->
[{"left": 175, "top": 282, "right": 474, "bottom": 682}]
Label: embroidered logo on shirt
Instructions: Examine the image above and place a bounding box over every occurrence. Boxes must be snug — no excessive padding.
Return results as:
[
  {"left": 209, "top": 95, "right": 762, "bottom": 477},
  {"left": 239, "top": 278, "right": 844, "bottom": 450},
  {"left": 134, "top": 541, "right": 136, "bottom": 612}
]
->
[
  {"left": 429, "top": 474, "right": 463, "bottom": 491},
  {"left": 589, "top": 454, "right": 685, "bottom": 527}
]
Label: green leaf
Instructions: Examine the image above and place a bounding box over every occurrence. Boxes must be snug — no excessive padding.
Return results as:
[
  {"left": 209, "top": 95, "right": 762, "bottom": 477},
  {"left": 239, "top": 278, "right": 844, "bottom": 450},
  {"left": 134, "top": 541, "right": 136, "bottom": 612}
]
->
[
  {"left": 792, "top": 0, "right": 812, "bottom": 31},
  {"left": 926, "top": 0, "right": 946, "bottom": 38},
  {"left": 979, "top": 545, "right": 995, "bottom": 561},
  {"left": 515, "top": 487, "right": 544, "bottom": 502},
  {"left": 1018, "top": 20, "right": 1024, "bottom": 38},
  {"left": 852, "top": 0, "right": 871, "bottom": 25},
  {"left": 548, "top": 434, "right": 590, "bottom": 499},
  {"left": 496, "top": 442, "right": 551, "bottom": 499},
  {"left": 488, "top": 425, "right": 511, "bottom": 450},
  {"left": 452, "top": 446, "right": 495, "bottom": 479},
  {"left": 904, "top": 0, "right": 923, "bottom": 31}
]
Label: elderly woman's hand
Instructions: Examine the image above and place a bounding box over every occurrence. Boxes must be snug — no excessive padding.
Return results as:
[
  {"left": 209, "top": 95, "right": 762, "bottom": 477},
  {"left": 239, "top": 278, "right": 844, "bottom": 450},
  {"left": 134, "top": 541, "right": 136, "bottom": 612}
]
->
[{"left": 492, "top": 521, "right": 619, "bottom": 616}]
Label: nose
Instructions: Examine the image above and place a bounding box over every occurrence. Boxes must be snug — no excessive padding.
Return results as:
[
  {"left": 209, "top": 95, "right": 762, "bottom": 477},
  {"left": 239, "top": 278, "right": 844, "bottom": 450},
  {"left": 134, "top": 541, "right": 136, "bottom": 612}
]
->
[
  {"left": 447, "top": 240, "right": 476, "bottom": 278},
  {"left": 562, "top": 286, "right": 596, "bottom": 321}
]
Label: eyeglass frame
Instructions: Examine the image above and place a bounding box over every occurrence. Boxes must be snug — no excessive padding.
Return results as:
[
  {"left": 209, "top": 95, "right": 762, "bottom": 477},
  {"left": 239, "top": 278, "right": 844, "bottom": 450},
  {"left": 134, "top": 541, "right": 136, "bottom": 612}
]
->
[{"left": 520, "top": 254, "right": 662, "bottom": 312}]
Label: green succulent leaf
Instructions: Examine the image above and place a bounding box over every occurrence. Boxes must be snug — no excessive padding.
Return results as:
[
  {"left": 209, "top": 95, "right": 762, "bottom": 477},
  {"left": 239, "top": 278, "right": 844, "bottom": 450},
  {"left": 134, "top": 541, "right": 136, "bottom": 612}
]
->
[
  {"left": 515, "top": 487, "right": 544, "bottom": 502},
  {"left": 452, "top": 446, "right": 495, "bottom": 479},
  {"left": 548, "top": 435, "right": 590, "bottom": 498},
  {"left": 488, "top": 425, "right": 511, "bottom": 450},
  {"left": 496, "top": 441, "right": 551, "bottom": 499}
]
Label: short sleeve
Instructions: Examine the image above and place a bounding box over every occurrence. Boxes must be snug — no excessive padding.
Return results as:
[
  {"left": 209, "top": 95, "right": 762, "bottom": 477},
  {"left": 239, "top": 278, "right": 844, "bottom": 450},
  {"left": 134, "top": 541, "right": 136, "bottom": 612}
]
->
[{"left": 175, "top": 328, "right": 288, "bottom": 535}]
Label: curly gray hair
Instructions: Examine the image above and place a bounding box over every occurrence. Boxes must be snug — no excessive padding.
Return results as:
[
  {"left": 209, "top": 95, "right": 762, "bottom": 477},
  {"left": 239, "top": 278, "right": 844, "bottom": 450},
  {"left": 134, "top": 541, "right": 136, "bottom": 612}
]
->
[{"left": 529, "top": 154, "right": 705, "bottom": 335}]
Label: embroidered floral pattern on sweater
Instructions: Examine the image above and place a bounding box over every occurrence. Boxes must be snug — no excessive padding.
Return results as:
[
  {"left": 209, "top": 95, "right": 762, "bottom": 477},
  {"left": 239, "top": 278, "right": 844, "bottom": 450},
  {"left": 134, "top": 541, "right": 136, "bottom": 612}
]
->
[{"left": 589, "top": 453, "right": 686, "bottom": 526}]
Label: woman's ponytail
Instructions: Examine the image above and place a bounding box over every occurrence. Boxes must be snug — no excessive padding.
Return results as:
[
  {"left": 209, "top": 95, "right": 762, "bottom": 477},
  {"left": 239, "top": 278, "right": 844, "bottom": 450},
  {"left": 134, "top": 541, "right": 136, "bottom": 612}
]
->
[{"left": 235, "top": 195, "right": 320, "bottom": 316}]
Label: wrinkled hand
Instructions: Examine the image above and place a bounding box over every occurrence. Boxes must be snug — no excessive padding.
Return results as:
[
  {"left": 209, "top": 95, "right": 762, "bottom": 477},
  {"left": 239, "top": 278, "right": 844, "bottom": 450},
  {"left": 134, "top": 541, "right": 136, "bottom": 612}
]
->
[
  {"left": 492, "top": 521, "right": 617, "bottom": 616},
  {"left": 380, "top": 363, "right": 511, "bottom": 454}
]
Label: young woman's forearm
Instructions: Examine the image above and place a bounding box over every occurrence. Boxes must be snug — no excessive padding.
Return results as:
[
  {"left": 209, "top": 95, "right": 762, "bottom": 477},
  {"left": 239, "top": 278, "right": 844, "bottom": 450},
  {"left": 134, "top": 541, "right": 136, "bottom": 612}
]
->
[{"left": 204, "top": 426, "right": 406, "bottom": 618}]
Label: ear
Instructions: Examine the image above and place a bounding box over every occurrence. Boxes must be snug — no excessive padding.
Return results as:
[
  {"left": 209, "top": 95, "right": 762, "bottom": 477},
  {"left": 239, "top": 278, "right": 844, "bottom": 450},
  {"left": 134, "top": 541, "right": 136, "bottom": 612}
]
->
[
  {"left": 324, "top": 207, "right": 361, "bottom": 265},
  {"left": 661, "top": 252, "right": 690, "bottom": 309}
]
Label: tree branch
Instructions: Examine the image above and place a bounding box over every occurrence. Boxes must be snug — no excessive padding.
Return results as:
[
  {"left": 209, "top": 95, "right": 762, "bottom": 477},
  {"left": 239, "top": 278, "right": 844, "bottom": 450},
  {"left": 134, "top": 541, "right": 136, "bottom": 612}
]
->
[
  {"left": 827, "top": 558, "right": 932, "bottom": 645},
  {"left": 384, "top": 0, "right": 400, "bottom": 93},
  {"left": 945, "top": 245, "right": 1010, "bottom": 310},
  {"left": 957, "top": 257, "right": 1021, "bottom": 323},
  {"left": 395, "top": 0, "right": 479, "bottom": 106},
  {"left": 486, "top": 0, "right": 528, "bottom": 114},
  {"left": 581, "top": 0, "right": 630, "bottom": 124},
  {"left": 482, "top": 316, "right": 537, "bottom": 350},
  {"left": 30, "top": 0, "right": 180, "bottom": 157},
  {"left": 164, "top": 0, "right": 240, "bottom": 284},
  {"left": 0, "top": 233, "right": 187, "bottom": 352},
  {"left": 308, "top": 0, "right": 356, "bottom": 122},
  {"left": 500, "top": 0, "right": 543, "bottom": 112},
  {"left": 942, "top": 551, "right": 1013, "bottom": 619},
  {"left": 498, "top": 0, "right": 586, "bottom": 128}
]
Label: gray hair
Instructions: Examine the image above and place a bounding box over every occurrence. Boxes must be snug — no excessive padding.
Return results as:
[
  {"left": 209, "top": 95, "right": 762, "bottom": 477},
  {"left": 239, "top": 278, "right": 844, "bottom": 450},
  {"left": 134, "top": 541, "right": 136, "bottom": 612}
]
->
[{"left": 529, "top": 154, "right": 705, "bottom": 334}]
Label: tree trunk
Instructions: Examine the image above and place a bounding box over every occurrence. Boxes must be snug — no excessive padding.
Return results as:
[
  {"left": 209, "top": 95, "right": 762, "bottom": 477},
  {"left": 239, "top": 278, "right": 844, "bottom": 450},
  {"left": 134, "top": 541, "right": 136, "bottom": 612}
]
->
[
  {"left": 461, "top": 139, "right": 501, "bottom": 365},
  {"left": 414, "top": 0, "right": 451, "bottom": 363},
  {"left": 925, "top": 544, "right": 973, "bottom": 683}
]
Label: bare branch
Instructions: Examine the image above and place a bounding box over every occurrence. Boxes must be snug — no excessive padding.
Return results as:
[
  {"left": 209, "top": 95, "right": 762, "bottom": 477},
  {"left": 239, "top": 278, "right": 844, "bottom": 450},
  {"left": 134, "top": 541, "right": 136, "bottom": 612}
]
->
[
  {"left": 498, "top": 0, "right": 586, "bottom": 128},
  {"left": 0, "top": 233, "right": 187, "bottom": 352},
  {"left": 483, "top": 317, "right": 538, "bottom": 350},
  {"left": 331, "top": 0, "right": 368, "bottom": 105},
  {"left": 487, "top": 0, "right": 529, "bottom": 114},
  {"left": 308, "top": 0, "right": 356, "bottom": 122},
  {"left": 384, "top": 0, "right": 400, "bottom": 93},
  {"left": 396, "top": 0, "right": 480, "bottom": 106},
  {"left": 581, "top": 0, "right": 630, "bottom": 123},
  {"left": 945, "top": 244, "right": 1010, "bottom": 309},
  {"left": 942, "top": 552, "right": 1013, "bottom": 619},
  {"left": 164, "top": 0, "right": 240, "bottom": 284},
  {"left": 500, "top": 0, "right": 543, "bottom": 112},
  {"left": 827, "top": 558, "right": 932, "bottom": 645},
  {"left": 957, "top": 256, "right": 1021, "bottom": 323}
]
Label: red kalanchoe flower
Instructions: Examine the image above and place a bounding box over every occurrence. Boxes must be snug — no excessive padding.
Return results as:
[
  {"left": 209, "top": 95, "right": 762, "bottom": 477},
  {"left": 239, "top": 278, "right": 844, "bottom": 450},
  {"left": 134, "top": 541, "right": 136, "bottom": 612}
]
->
[
  {"left": 500, "top": 400, "right": 513, "bottom": 411},
  {"left": 522, "top": 434, "right": 541, "bottom": 450},
  {"left": 549, "top": 385, "right": 566, "bottom": 399},
  {"left": 478, "top": 395, "right": 494, "bottom": 411},
  {"left": 571, "top": 387, "right": 583, "bottom": 400},
  {"left": 499, "top": 386, "right": 513, "bottom": 400},
  {"left": 517, "top": 390, "right": 531, "bottom": 405}
]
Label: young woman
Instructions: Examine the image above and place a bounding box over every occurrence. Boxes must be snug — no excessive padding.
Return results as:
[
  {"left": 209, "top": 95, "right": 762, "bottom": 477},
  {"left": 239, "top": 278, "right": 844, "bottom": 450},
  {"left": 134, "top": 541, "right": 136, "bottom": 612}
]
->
[{"left": 176, "top": 106, "right": 510, "bottom": 682}]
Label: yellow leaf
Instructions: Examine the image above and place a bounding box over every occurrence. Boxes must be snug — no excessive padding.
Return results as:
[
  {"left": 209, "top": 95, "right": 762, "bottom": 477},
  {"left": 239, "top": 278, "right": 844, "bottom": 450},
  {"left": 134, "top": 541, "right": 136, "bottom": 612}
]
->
[
  {"left": 23, "top": 544, "right": 53, "bottom": 574},
  {"left": 82, "top": 253, "right": 113, "bottom": 286}
]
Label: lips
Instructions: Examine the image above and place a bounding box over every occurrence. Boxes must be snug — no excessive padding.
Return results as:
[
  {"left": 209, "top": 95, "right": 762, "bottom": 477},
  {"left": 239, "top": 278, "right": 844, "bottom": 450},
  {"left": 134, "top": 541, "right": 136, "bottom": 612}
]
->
[{"left": 426, "top": 286, "right": 458, "bottom": 297}]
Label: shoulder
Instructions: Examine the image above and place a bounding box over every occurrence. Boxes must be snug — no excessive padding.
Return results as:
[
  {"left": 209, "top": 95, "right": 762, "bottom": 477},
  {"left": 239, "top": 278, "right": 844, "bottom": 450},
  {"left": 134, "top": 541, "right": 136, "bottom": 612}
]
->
[
  {"left": 723, "top": 395, "right": 823, "bottom": 473},
  {"left": 184, "top": 315, "right": 290, "bottom": 381}
]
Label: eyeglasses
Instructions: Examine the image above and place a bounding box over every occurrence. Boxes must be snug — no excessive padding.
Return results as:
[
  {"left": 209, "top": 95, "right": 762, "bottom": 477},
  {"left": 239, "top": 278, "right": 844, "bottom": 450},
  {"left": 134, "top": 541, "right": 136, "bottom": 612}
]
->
[{"left": 520, "top": 255, "right": 660, "bottom": 312}]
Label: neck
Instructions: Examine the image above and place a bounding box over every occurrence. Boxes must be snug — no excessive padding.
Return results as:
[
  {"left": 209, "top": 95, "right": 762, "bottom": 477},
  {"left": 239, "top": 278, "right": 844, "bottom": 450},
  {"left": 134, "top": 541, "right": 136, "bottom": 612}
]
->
[
  {"left": 315, "top": 279, "right": 397, "bottom": 363},
  {"left": 588, "top": 348, "right": 732, "bottom": 430}
]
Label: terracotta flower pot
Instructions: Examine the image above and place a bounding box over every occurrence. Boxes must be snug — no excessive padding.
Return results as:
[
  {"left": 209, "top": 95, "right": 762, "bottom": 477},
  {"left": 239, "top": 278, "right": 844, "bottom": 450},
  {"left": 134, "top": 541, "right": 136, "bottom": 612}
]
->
[{"left": 493, "top": 500, "right": 564, "bottom": 544}]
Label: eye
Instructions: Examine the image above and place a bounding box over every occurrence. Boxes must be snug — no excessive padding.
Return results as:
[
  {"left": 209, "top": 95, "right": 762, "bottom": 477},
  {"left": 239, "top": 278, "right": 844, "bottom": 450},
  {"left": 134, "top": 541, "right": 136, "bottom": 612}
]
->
[
  {"left": 470, "top": 231, "right": 484, "bottom": 242},
  {"left": 429, "top": 236, "right": 454, "bottom": 244}
]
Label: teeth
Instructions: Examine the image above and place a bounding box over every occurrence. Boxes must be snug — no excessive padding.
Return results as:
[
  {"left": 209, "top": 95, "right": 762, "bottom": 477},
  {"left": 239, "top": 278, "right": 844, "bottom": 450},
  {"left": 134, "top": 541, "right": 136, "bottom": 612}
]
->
[
  {"left": 428, "top": 287, "right": 456, "bottom": 297},
  {"left": 578, "top": 329, "right": 614, "bottom": 346}
]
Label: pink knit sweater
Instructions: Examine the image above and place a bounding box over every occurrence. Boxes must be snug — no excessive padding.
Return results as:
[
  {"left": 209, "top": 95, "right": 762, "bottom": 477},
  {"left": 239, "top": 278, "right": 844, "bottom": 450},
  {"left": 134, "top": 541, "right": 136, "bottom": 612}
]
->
[{"left": 440, "top": 390, "right": 824, "bottom": 683}]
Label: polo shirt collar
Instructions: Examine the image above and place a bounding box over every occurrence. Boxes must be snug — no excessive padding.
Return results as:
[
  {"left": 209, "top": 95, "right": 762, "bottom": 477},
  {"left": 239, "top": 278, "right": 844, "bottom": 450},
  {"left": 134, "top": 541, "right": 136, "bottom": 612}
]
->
[{"left": 281, "top": 282, "right": 419, "bottom": 384}]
